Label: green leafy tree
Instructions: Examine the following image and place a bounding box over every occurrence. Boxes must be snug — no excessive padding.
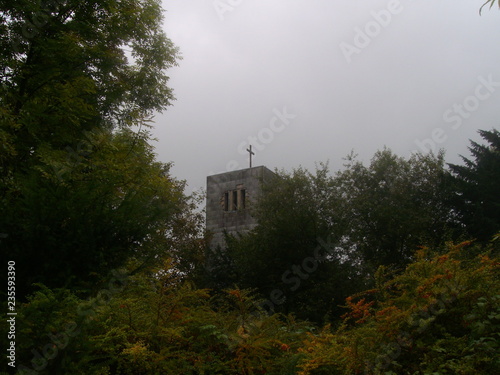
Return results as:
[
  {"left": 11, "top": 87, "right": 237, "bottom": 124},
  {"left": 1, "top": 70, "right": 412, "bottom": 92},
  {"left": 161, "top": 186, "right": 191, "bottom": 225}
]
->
[
  {"left": 0, "top": 0, "right": 178, "bottom": 172},
  {"left": 448, "top": 129, "right": 500, "bottom": 243},
  {"left": 0, "top": 0, "right": 182, "bottom": 298},
  {"left": 0, "top": 0, "right": 179, "bottom": 194},
  {"left": 1, "top": 128, "right": 193, "bottom": 299},
  {"left": 166, "top": 189, "right": 211, "bottom": 286},
  {"left": 333, "top": 149, "right": 454, "bottom": 274}
]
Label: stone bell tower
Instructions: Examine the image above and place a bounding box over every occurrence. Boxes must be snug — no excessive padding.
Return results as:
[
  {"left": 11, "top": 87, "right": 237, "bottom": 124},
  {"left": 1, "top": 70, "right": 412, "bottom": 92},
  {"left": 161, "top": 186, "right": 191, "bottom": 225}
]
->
[{"left": 206, "top": 165, "right": 275, "bottom": 250}]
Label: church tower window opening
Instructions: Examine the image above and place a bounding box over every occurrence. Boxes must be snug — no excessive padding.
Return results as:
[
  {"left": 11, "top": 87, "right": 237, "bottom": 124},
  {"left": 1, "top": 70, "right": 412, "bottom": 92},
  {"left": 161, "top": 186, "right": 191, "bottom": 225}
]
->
[{"left": 224, "top": 187, "right": 246, "bottom": 212}]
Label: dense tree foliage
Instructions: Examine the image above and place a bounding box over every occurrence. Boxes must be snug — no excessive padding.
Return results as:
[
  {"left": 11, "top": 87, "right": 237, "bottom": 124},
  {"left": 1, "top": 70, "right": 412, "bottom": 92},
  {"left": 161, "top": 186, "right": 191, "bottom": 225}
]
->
[
  {"left": 0, "top": 0, "right": 178, "bottom": 170},
  {"left": 0, "top": 0, "right": 182, "bottom": 298},
  {"left": 297, "top": 239, "right": 500, "bottom": 375},
  {"left": 1, "top": 1, "right": 499, "bottom": 374},
  {"left": 208, "top": 150, "right": 456, "bottom": 324},
  {"left": 7, "top": 260, "right": 308, "bottom": 375},
  {"left": 4, "top": 239, "right": 498, "bottom": 374},
  {"left": 334, "top": 149, "right": 454, "bottom": 273},
  {"left": 208, "top": 165, "right": 363, "bottom": 323},
  {"left": 2, "top": 128, "right": 197, "bottom": 298}
]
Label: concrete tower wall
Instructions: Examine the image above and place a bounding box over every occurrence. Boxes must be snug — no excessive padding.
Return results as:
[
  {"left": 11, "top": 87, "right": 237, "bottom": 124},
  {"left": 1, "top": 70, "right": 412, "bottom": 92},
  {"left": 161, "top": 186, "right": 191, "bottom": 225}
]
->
[{"left": 206, "top": 166, "right": 275, "bottom": 249}]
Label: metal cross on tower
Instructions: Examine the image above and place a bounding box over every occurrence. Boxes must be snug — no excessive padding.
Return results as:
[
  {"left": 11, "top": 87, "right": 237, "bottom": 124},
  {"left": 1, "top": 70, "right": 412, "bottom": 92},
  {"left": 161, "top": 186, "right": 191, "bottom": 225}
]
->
[{"left": 246, "top": 145, "right": 255, "bottom": 168}]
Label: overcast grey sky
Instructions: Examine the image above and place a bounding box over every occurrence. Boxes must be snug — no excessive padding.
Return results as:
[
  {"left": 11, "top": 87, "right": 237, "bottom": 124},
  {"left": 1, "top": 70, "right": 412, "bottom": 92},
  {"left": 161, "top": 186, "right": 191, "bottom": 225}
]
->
[{"left": 153, "top": 0, "right": 500, "bottom": 194}]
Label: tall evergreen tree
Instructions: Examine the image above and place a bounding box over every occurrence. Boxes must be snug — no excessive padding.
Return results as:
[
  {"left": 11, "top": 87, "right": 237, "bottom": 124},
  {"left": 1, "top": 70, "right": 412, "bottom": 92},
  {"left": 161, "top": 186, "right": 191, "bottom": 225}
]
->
[{"left": 448, "top": 128, "right": 500, "bottom": 242}]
